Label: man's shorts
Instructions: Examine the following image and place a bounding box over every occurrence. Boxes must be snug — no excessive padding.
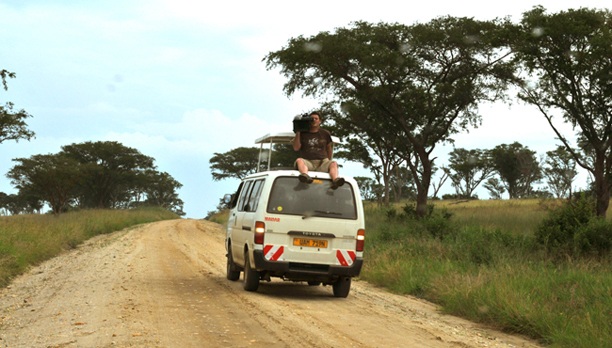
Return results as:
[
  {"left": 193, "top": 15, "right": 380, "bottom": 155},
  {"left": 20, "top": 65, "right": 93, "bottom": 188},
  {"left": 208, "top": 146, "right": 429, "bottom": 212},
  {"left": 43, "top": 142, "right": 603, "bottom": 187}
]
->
[{"left": 294, "top": 158, "right": 333, "bottom": 173}]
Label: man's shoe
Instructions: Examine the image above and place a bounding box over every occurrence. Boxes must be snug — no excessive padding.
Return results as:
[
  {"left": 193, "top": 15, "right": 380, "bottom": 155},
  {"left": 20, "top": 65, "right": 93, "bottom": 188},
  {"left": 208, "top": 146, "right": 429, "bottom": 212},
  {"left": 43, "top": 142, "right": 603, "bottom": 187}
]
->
[
  {"left": 331, "top": 177, "right": 345, "bottom": 190},
  {"left": 299, "top": 173, "right": 313, "bottom": 184}
]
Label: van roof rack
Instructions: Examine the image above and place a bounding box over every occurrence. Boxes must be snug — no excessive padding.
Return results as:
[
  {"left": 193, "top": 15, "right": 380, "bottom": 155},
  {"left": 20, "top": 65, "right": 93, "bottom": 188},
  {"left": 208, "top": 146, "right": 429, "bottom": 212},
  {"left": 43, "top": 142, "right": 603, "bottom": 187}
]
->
[{"left": 255, "top": 132, "right": 340, "bottom": 172}]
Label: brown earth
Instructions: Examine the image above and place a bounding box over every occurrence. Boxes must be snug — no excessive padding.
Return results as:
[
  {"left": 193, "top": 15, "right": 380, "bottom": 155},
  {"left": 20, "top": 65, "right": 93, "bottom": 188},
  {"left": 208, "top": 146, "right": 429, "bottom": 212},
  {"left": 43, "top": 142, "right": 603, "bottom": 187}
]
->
[{"left": 0, "top": 219, "right": 543, "bottom": 348}]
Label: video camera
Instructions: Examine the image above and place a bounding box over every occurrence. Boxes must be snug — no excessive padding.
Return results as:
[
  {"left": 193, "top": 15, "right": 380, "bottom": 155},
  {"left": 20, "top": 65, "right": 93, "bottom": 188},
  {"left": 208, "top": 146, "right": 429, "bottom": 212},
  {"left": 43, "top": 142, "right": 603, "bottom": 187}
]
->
[{"left": 293, "top": 114, "right": 314, "bottom": 133}]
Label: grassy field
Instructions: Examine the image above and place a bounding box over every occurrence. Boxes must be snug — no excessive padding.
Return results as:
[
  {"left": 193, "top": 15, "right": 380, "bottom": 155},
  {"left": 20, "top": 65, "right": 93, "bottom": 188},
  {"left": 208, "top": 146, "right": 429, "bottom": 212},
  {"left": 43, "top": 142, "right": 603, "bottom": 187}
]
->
[
  {"left": 362, "top": 199, "right": 612, "bottom": 348},
  {"left": 0, "top": 207, "right": 179, "bottom": 288}
]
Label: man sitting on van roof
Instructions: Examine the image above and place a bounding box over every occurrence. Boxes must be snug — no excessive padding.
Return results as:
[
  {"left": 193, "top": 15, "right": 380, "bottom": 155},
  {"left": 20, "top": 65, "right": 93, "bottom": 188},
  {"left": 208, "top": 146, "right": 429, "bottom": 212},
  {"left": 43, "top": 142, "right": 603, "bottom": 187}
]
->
[{"left": 292, "top": 111, "right": 345, "bottom": 190}]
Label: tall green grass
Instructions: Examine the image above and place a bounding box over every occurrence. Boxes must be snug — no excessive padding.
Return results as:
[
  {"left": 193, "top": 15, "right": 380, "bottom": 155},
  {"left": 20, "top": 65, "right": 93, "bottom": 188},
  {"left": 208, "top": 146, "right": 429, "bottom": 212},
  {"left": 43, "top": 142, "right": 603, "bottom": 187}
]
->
[
  {"left": 362, "top": 200, "right": 612, "bottom": 348},
  {"left": 0, "top": 207, "right": 179, "bottom": 288}
]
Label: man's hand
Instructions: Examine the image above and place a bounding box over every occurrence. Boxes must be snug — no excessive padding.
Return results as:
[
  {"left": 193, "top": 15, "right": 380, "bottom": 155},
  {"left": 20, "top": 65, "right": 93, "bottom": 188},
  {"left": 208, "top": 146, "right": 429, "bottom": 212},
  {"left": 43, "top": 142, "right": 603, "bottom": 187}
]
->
[{"left": 293, "top": 132, "right": 301, "bottom": 151}]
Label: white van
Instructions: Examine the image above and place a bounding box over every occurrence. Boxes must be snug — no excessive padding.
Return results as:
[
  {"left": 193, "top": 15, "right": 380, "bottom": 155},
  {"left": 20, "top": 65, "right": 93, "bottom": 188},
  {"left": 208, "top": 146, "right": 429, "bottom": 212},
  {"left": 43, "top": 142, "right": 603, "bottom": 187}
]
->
[{"left": 224, "top": 133, "right": 365, "bottom": 298}]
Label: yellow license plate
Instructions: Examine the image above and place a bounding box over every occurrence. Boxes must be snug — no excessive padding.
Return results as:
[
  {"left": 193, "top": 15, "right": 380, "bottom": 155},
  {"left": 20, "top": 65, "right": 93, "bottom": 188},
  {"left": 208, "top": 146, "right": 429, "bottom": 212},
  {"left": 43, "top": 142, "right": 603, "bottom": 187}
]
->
[{"left": 293, "top": 238, "right": 328, "bottom": 248}]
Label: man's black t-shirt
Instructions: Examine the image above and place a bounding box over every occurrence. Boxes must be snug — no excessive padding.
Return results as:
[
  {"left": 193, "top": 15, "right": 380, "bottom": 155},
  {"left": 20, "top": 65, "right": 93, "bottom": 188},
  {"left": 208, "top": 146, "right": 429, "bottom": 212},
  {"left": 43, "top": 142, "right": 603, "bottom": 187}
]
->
[{"left": 298, "top": 129, "right": 332, "bottom": 160}]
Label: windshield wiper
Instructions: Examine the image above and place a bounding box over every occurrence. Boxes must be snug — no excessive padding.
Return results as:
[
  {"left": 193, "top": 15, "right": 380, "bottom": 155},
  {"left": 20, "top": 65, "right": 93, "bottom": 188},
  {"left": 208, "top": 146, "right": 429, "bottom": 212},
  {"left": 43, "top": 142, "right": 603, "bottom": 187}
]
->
[
  {"left": 301, "top": 210, "right": 343, "bottom": 219},
  {"left": 314, "top": 210, "right": 342, "bottom": 216}
]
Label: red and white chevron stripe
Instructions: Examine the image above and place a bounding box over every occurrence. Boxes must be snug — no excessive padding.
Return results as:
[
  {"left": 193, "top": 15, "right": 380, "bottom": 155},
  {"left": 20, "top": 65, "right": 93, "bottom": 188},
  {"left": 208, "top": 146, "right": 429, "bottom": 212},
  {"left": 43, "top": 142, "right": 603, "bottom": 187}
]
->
[
  {"left": 336, "top": 250, "right": 356, "bottom": 266},
  {"left": 263, "top": 245, "right": 284, "bottom": 261}
]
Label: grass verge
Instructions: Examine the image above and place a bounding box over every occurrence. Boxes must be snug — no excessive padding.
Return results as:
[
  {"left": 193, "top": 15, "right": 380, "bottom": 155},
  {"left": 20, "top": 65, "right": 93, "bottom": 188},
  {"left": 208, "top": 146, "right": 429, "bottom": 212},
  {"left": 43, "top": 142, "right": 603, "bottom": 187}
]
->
[
  {"left": 362, "top": 200, "right": 612, "bottom": 348},
  {"left": 0, "top": 207, "right": 179, "bottom": 288}
]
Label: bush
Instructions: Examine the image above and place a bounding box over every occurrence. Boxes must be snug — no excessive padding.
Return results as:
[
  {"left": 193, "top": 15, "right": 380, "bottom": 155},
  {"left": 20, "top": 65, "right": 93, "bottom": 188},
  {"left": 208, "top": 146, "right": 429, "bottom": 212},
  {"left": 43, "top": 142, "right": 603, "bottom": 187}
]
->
[
  {"left": 401, "top": 203, "right": 435, "bottom": 219},
  {"left": 399, "top": 203, "right": 456, "bottom": 240},
  {"left": 535, "top": 195, "right": 594, "bottom": 246},
  {"left": 534, "top": 195, "right": 612, "bottom": 255},
  {"left": 422, "top": 213, "right": 456, "bottom": 240},
  {"left": 574, "top": 218, "right": 612, "bottom": 255}
]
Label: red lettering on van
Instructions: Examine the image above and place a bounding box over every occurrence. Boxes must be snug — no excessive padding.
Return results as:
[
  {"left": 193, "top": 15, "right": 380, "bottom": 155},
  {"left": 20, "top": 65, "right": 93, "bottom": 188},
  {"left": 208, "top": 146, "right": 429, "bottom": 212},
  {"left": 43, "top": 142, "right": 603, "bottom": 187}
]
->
[{"left": 265, "top": 217, "right": 280, "bottom": 222}]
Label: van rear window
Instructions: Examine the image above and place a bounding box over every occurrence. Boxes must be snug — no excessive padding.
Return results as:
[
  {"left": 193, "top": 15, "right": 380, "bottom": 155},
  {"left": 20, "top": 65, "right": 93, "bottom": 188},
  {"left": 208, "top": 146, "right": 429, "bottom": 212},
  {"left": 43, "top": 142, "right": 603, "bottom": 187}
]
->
[{"left": 266, "top": 177, "right": 357, "bottom": 220}]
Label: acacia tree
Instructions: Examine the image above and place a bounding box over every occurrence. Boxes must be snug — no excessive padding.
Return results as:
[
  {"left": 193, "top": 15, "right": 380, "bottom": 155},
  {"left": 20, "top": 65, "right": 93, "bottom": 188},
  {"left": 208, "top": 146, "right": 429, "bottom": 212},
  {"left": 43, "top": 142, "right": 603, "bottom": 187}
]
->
[
  {"left": 7, "top": 154, "right": 81, "bottom": 214},
  {"left": 390, "top": 165, "right": 416, "bottom": 202},
  {"left": 445, "top": 148, "right": 494, "bottom": 199},
  {"left": 143, "top": 170, "right": 185, "bottom": 216},
  {"left": 513, "top": 7, "right": 612, "bottom": 215},
  {"left": 266, "top": 18, "right": 517, "bottom": 217},
  {"left": 1, "top": 69, "right": 35, "bottom": 145},
  {"left": 488, "top": 142, "right": 542, "bottom": 198},
  {"left": 543, "top": 145, "right": 577, "bottom": 198},
  {"left": 483, "top": 177, "right": 506, "bottom": 199},
  {"left": 61, "top": 141, "right": 156, "bottom": 209},
  {"left": 430, "top": 166, "right": 449, "bottom": 199}
]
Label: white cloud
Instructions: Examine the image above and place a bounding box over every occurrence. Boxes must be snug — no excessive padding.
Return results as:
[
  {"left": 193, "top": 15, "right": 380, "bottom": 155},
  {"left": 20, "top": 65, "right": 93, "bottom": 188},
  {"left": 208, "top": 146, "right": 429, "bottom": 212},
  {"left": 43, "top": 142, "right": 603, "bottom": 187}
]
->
[{"left": 120, "top": 108, "right": 293, "bottom": 153}]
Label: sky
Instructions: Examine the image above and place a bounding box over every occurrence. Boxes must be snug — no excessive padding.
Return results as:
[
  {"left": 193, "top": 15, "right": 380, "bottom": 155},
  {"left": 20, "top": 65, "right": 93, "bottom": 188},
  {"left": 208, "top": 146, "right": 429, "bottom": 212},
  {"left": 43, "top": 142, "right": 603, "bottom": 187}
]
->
[{"left": 1, "top": 0, "right": 609, "bottom": 218}]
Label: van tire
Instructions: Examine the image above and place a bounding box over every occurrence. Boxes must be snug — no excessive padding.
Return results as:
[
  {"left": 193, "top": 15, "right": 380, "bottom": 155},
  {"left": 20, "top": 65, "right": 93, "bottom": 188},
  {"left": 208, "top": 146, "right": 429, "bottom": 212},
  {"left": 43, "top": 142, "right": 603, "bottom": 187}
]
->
[
  {"left": 243, "top": 251, "right": 260, "bottom": 292},
  {"left": 307, "top": 281, "right": 321, "bottom": 286},
  {"left": 332, "top": 277, "right": 351, "bottom": 298},
  {"left": 226, "top": 250, "right": 240, "bottom": 281}
]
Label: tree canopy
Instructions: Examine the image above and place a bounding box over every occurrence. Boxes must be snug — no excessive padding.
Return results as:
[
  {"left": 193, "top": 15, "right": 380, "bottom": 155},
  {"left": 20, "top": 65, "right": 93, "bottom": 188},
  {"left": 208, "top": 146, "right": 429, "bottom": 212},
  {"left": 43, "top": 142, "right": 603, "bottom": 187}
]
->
[
  {"left": 61, "top": 141, "right": 156, "bottom": 209},
  {"left": 7, "top": 154, "right": 82, "bottom": 214},
  {"left": 0, "top": 69, "right": 34, "bottom": 145},
  {"left": 445, "top": 148, "right": 493, "bottom": 199},
  {"left": 513, "top": 6, "right": 612, "bottom": 215},
  {"left": 209, "top": 145, "right": 295, "bottom": 181},
  {"left": 542, "top": 145, "right": 577, "bottom": 198},
  {"left": 266, "top": 18, "right": 517, "bottom": 216},
  {"left": 5, "top": 141, "right": 184, "bottom": 215},
  {"left": 488, "top": 142, "right": 542, "bottom": 198}
]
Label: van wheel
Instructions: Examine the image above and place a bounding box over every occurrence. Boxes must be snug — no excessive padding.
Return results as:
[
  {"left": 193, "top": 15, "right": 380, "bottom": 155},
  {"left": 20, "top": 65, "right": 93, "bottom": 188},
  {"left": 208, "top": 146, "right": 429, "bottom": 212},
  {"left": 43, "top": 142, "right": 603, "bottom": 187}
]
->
[
  {"left": 307, "top": 281, "right": 321, "bottom": 286},
  {"left": 226, "top": 250, "right": 240, "bottom": 281},
  {"left": 243, "top": 251, "right": 260, "bottom": 292},
  {"left": 332, "top": 277, "right": 351, "bottom": 298}
]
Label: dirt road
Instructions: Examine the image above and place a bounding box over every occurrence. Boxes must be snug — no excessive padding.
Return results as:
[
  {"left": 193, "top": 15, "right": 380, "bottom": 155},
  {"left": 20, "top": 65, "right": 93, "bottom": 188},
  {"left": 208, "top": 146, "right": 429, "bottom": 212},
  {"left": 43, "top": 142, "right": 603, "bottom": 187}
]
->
[{"left": 0, "top": 219, "right": 541, "bottom": 348}]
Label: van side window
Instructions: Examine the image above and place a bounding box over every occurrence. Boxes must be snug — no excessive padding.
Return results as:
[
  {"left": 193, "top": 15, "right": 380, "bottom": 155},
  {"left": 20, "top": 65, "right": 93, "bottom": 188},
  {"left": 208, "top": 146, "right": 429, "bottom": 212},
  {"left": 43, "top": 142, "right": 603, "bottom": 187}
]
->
[
  {"left": 246, "top": 179, "right": 264, "bottom": 212},
  {"left": 230, "top": 182, "right": 244, "bottom": 209},
  {"left": 236, "top": 181, "right": 253, "bottom": 212}
]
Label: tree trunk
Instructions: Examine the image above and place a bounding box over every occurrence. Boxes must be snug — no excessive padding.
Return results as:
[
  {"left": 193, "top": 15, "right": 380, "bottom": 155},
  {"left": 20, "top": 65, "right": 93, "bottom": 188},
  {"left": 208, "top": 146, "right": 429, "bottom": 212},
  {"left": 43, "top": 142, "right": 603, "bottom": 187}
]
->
[
  {"left": 383, "top": 175, "right": 391, "bottom": 206},
  {"left": 415, "top": 158, "right": 432, "bottom": 218},
  {"left": 594, "top": 154, "right": 610, "bottom": 217}
]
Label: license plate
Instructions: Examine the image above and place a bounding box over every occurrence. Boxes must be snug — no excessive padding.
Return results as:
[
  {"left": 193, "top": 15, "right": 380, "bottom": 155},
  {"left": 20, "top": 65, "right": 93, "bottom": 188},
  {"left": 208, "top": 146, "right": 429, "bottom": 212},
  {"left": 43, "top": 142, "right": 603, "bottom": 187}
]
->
[{"left": 293, "top": 238, "right": 328, "bottom": 248}]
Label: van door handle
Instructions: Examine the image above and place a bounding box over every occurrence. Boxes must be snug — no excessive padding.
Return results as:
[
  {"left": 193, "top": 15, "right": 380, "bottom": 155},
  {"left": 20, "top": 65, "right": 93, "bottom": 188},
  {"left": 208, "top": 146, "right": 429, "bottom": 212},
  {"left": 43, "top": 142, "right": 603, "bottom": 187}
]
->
[{"left": 242, "top": 226, "right": 251, "bottom": 231}]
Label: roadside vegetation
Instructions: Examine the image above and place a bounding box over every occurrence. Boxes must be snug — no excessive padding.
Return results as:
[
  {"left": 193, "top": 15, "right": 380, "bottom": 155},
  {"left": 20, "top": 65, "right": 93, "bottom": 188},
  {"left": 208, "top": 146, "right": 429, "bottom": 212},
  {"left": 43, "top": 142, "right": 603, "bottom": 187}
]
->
[
  {"left": 207, "top": 196, "right": 612, "bottom": 347},
  {"left": 0, "top": 207, "right": 179, "bottom": 288},
  {"left": 361, "top": 197, "right": 612, "bottom": 348}
]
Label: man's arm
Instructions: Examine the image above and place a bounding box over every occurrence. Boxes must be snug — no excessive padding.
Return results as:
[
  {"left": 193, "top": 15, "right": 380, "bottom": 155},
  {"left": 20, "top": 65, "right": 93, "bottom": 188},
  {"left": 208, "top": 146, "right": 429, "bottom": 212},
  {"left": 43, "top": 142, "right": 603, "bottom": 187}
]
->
[
  {"left": 326, "top": 143, "right": 333, "bottom": 160},
  {"left": 293, "top": 132, "right": 301, "bottom": 151}
]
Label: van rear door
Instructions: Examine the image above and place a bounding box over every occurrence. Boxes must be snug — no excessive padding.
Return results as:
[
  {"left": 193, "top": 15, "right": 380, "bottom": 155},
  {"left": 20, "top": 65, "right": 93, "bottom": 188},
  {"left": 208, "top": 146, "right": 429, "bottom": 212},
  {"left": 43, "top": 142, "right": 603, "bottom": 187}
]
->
[{"left": 263, "top": 176, "right": 361, "bottom": 265}]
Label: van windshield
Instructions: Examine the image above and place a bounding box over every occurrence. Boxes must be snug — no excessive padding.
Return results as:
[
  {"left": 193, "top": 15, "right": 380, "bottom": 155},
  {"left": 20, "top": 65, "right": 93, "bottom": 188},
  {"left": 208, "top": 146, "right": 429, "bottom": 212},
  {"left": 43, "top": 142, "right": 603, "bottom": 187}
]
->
[{"left": 267, "top": 177, "right": 357, "bottom": 220}]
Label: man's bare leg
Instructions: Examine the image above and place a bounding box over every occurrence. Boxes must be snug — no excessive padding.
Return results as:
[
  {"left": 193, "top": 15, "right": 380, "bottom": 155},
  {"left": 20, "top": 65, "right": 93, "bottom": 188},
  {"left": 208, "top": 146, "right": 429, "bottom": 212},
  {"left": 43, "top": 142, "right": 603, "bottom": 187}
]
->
[
  {"left": 296, "top": 158, "right": 309, "bottom": 175},
  {"left": 329, "top": 161, "right": 338, "bottom": 180}
]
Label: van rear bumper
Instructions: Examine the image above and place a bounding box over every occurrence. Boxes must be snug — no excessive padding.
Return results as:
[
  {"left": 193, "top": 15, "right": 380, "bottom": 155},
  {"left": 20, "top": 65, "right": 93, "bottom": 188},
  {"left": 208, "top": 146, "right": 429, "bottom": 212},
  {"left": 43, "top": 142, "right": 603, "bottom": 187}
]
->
[{"left": 253, "top": 249, "right": 363, "bottom": 277}]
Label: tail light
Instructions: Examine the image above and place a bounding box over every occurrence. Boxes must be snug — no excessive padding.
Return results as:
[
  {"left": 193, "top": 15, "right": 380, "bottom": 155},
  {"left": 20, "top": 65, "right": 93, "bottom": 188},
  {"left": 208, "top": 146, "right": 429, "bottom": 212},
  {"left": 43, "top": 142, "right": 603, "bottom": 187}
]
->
[
  {"left": 254, "top": 221, "right": 265, "bottom": 244},
  {"left": 356, "top": 229, "right": 365, "bottom": 251}
]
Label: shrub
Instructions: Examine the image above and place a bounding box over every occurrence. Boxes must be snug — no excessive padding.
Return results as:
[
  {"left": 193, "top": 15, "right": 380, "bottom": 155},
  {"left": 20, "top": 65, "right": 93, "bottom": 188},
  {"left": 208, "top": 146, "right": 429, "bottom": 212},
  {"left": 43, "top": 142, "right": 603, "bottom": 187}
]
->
[
  {"left": 535, "top": 195, "right": 605, "bottom": 255},
  {"left": 422, "top": 213, "right": 457, "bottom": 240},
  {"left": 574, "top": 218, "right": 612, "bottom": 255},
  {"left": 401, "top": 203, "right": 435, "bottom": 219}
]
